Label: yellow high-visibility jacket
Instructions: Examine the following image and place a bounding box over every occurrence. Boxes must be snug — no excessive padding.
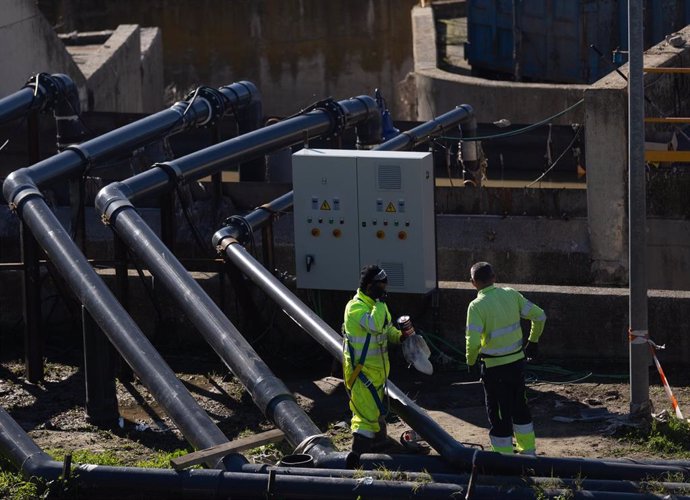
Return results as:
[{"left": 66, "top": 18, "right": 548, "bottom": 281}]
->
[
  {"left": 343, "top": 289, "right": 402, "bottom": 382},
  {"left": 466, "top": 285, "right": 546, "bottom": 368}
]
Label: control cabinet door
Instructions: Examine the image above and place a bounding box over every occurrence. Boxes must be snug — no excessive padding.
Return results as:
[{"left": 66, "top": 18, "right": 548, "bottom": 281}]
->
[
  {"left": 356, "top": 152, "right": 435, "bottom": 293},
  {"left": 293, "top": 151, "right": 360, "bottom": 290}
]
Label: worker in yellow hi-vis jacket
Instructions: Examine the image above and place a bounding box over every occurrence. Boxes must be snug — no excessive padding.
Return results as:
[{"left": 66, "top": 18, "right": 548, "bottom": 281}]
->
[
  {"left": 342, "top": 265, "right": 414, "bottom": 460},
  {"left": 465, "top": 261, "right": 546, "bottom": 455}
]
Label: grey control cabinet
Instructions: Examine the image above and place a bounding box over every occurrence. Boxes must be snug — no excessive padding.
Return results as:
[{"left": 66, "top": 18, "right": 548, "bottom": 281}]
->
[{"left": 292, "top": 149, "right": 435, "bottom": 293}]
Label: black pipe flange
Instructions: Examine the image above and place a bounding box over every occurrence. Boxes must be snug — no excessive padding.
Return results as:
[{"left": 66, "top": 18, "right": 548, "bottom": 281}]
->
[
  {"left": 221, "top": 215, "right": 253, "bottom": 246},
  {"left": 313, "top": 98, "right": 347, "bottom": 138},
  {"left": 182, "top": 86, "right": 228, "bottom": 128},
  {"left": 24, "top": 73, "right": 61, "bottom": 113}
]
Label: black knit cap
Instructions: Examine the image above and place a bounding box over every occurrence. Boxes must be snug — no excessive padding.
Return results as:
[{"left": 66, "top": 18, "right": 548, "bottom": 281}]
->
[{"left": 360, "top": 264, "right": 388, "bottom": 289}]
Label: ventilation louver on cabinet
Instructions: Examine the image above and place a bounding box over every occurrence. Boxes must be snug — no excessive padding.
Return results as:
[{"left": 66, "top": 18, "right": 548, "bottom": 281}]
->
[
  {"left": 380, "top": 261, "right": 404, "bottom": 288},
  {"left": 377, "top": 165, "right": 402, "bottom": 190}
]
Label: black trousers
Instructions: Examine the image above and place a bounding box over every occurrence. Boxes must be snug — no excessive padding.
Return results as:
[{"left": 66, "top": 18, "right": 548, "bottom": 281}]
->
[{"left": 481, "top": 359, "right": 532, "bottom": 437}]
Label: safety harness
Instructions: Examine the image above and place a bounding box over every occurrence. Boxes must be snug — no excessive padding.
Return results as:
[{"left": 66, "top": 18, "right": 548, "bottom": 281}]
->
[{"left": 344, "top": 329, "right": 387, "bottom": 416}]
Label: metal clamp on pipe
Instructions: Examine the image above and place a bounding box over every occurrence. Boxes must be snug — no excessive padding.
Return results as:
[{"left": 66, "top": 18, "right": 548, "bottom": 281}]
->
[
  {"left": 154, "top": 161, "right": 186, "bottom": 186},
  {"left": 212, "top": 228, "right": 238, "bottom": 254},
  {"left": 9, "top": 187, "right": 44, "bottom": 214},
  {"left": 94, "top": 183, "right": 135, "bottom": 224},
  {"left": 2, "top": 170, "right": 44, "bottom": 213},
  {"left": 62, "top": 144, "right": 93, "bottom": 172}
]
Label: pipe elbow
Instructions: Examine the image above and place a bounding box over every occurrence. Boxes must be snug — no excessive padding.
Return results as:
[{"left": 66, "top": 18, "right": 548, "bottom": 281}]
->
[
  {"left": 2, "top": 169, "right": 42, "bottom": 210},
  {"left": 95, "top": 183, "right": 134, "bottom": 222},
  {"left": 351, "top": 95, "right": 382, "bottom": 148},
  {"left": 237, "top": 80, "right": 261, "bottom": 105}
]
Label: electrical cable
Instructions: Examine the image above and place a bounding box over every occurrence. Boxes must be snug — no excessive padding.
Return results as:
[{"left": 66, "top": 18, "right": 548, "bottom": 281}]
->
[
  {"left": 439, "top": 99, "right": 584, "bottom": 142},
  {"left": 525, "top": 125, "right": 583, "bottom": 187}
]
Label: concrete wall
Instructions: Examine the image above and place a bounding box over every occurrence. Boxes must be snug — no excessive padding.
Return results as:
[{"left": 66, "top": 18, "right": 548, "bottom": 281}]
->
[
  {"left": 407, "top": 5, "right": 587, "bottom": 125},
  {"left": 79, "top": 25, "right": 143, "bottom": 113},
  {"left": 140, "top": 27, "right": 164, "bottom": 113},
  {"left": 38, "top": 0, "right": 417, "bottom": 118},
  {"left": 584, "top": 24, "right": 690, "bottom": 288},
  {"left": 0, "top": 1, "right": 164, "bottom": 114},
  {"left": 583, "top": 72, "right": 628, "bottom": 284},
  {"left": 409, "top": 3, "right": 690, "bottom": 290},
  {"left": 432, "top": 282, "right": 690, "bottom": 365},
  {"left": 0, "top": 0, "right": 86, "bottom": 98}
]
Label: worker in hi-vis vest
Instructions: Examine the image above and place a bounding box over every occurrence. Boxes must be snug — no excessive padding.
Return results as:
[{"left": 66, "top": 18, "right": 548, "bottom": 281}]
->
[
  {"left": 342, "top": 265, "right": 415, "bottom": 460},
  {"left": 465, "top": 261, "right": 546, "bottom": 455}
]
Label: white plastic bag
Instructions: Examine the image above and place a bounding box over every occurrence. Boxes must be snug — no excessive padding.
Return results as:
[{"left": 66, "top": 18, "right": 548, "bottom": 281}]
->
[{"left": 402, "top": 335, "right": 433, "bottom": 375}]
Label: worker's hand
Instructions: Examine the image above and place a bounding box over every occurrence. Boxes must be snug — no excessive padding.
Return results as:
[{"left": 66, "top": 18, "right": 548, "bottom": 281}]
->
[
  {"left": 524, "top": 341, "right": 540, "bottom": 362},
  {"left": 397, "top": 316, "right": 415, "bottom": 339},
  {"left": 467, "top": 362, "right": 481, "bottom": 379}
]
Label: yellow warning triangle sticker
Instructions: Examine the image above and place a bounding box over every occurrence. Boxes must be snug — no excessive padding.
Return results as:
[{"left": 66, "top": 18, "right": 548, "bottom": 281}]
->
[
  {"left": 320, "top": 200, "right": 331, "bottom": 210},
  {"left": 385, "top": 202, "right": 396, "bottom": 213}
]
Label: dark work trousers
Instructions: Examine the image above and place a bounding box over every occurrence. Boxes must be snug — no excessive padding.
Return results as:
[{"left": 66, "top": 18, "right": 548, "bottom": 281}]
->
[{"left": 481, "top": 359, "right": 531, "bottom": 437}]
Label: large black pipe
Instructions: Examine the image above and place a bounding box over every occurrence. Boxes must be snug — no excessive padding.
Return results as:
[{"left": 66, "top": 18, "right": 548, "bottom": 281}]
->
[
  {"left": 4, "top": 406, "right": 681, "bottom": 500},
  {"left": 212, "top": 228, "right": 690, "bottom": 481},
  {"left": 110, "top": 96, "right": 381, "bottom": 201},
  {"left": 0, "top": 73, "right": 75, "bottom": 125},
  {"left": 243, "top": 463, "right": 690, "bottom": 496},
  {"left": 13, "top": 81, "right": 260, "bottom": 188},
  {"left": 2, "top": 81, "right": 262, "bottom": 467},
  {"left": 211, "top": 108, "right": 690, "bottom": 481},
  {"left": 217, "top": 105, "right": 476, "bottom": 243},
  {"left": 94, "top": 96, "right": 381, "bottom": 466},
  {"left": 3, "top": 181, "right": 230, "bottom": 466}
]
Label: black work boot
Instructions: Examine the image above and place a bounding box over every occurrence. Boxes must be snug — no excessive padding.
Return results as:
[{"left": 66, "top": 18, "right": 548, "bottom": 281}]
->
[
  {"left": 372, "top": 417, "right": 388, "bottom": 451},
  {"left": 347, "top": 433, "right": 374, "bottom": 468}
]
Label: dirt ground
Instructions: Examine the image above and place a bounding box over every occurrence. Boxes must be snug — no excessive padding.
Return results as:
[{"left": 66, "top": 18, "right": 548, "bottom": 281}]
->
[{"left": 2, "top": 334, "right": 689, "bottom": 469}]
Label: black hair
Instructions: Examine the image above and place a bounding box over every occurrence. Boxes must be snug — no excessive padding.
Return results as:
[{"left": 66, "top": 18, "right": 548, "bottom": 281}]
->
[
  {"left": 359, "top": 264, "right": 387, "bottom": 289},
  {"left": 470, "top": 261, "right": 494, "bottom": 283}
]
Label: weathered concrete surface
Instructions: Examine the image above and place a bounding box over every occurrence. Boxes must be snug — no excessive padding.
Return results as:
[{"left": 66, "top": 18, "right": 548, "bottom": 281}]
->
[
  {"left": 0, "top": 2, "right": 164, "bottom": 114},
  {"left": 408, "top": 4, "right": 690, "bottom": 290},
  {"left": 584, "top": 24, "right": 690, "bottom": 287},
  {"left": 3, "top": 261, "right": 688, "bottom": 366},
  {"left": 267, "top": 212, "right": 591, "bottom": 285},
  {"left": 140, "top": 28, "right": 164, "bottom": 113},
  {"left": 39, "top": 0, "right": 417, "bottom": 118},
  {"left": 77, "top": 25, "right": 143, "bottom": 113},
  {"left": 433, "top": 281, "right": 690, "bottom": 366},
  {"left": 0, "top": 0, "right": 86, "bottom": 98},
  {"left": 407, "top": 5, "right": 587, "bottom": 125},
  {"left": 583, "top": 72, "right": 628, "bottom": 285}
]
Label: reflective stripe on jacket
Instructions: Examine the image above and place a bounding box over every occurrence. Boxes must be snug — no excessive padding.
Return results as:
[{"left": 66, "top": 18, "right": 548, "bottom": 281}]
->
[
  {"left": 465, "top": 285, "right": 546, "bottom": 368},
  {"left": 342, "top": 289, "right": 402, "bottom": 372}
]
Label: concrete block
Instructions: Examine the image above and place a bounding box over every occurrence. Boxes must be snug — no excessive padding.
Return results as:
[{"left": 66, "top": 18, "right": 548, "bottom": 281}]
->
[
  {"left": 0, "top": 0, "right": 86, "bottom": 99},
  {"left": 81, "top": 24, "right": 143, "bottom": 113},
  {"left": 412, "top": 6, "right": 438, "bottom": 72},
  {"left": 140, "top": 27, "right": 164, "bottom": 113}
]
